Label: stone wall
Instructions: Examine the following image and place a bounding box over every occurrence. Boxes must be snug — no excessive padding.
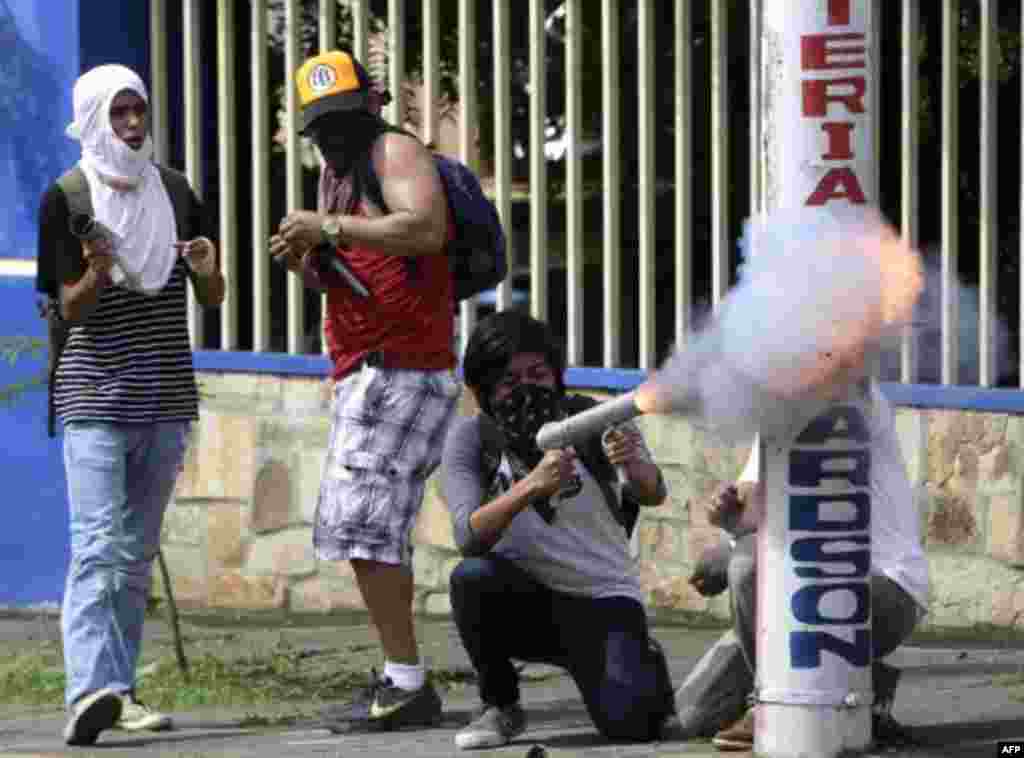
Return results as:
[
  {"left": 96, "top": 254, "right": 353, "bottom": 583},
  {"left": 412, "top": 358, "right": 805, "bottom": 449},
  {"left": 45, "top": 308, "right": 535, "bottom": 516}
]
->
[{"left": 155, "top": 371, "right": 1024, "bottom": 632}]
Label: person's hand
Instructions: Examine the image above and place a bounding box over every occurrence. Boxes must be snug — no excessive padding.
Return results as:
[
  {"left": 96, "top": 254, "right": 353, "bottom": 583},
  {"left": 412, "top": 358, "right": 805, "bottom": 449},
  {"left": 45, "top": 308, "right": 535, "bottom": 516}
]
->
[
  {"left": 529, "top": 449, "right": 578, "bottom": 499},
  {"left": 81, "top": 237, "right": 115, "bottom": 278},
  {"left": 278, "top": 211, "right": 325, "bottom": 250},
  {"left": 175, "top": 237, "right": 217, "bottom": 277},
  {"left": 708, "top": 484, "right": 745, "bottom": 532},
  {"left": 689, "top": 540, "right": 733, "bottom": 597},
  {"left": 269, "top": 234, "right": 309, "bottom": 274},
  {"left": 601, "top": 425, "right": 642, "bottom": 467}
]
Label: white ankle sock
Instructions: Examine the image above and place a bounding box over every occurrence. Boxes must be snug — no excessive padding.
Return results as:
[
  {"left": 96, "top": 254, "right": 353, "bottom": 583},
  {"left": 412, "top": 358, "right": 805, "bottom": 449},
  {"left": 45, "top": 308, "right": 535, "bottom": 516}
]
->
[{"left": 384, "top": 660, "right": 426, "bottom": 691}]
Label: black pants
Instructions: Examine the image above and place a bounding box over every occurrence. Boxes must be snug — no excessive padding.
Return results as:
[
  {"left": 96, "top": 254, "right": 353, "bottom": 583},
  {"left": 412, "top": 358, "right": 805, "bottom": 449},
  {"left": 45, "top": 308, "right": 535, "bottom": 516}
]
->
[{"left": 449, "top": 555, "right": 675, "bottom": 741}]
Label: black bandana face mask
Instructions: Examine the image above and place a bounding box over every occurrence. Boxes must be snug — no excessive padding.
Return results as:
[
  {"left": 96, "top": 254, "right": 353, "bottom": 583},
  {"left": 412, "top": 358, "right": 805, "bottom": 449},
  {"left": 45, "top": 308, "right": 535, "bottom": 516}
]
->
[{"left": 490, "top": 383, "right": 564, "bottom": 467}]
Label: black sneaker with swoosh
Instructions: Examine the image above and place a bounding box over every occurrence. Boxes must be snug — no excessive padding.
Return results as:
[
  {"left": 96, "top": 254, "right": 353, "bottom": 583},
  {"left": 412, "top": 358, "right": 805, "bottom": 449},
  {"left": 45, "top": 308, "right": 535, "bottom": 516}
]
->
[{"left": 325, "top": 674, "right": 443, "bottom": 733}]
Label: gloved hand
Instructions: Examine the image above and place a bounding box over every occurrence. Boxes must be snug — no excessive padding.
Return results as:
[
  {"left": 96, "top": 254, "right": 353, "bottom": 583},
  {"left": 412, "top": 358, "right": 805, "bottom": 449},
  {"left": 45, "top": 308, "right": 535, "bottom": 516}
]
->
[{"left": 689, "top": 540, "right": 733, "bottom": 597}]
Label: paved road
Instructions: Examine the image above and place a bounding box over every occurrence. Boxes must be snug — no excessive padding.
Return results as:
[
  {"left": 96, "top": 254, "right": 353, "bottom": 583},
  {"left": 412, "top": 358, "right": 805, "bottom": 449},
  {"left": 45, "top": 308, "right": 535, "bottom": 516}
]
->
[{"left": 2, "top": 616, "right": 1024, "bottom": 757}]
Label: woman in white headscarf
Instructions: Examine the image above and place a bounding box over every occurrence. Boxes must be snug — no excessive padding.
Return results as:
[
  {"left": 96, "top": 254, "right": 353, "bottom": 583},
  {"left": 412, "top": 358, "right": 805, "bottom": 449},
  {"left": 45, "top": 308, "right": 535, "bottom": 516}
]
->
[{"left": 36, "top": 64, "right": 224, "bottom": 747}]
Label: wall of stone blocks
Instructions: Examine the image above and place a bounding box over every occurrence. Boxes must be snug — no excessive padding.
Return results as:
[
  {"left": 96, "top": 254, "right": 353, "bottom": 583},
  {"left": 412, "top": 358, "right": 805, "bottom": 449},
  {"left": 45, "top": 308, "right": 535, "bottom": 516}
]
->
[{"left": 155, "top": 371, "right": 1024, "bottom": 632}]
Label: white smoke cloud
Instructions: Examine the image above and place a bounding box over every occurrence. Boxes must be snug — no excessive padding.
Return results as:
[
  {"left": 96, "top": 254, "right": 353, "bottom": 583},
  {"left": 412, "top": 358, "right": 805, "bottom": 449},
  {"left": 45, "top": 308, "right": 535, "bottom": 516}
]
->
[{"left": 642, "top": 206, "right": 922, "bottom": 444}]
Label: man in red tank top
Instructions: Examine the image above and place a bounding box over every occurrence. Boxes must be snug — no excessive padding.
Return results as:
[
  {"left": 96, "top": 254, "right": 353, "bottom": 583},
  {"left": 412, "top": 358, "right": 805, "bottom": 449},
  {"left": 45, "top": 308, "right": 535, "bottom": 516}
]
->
[{"left": 271, "top": 50, "right": 459, "bottom": 733}]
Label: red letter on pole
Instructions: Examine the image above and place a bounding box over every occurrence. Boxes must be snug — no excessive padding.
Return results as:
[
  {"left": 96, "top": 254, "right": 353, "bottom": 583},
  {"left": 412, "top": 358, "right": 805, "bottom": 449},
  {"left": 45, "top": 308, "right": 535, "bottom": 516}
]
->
[
  {"left": 806, "top": 167, "right": 867, "bottom": 206},
  {"left": 802, "top": 77, "right": 867, "bottom": 117},
  {"left": 828, "top": 0, "right": 851, "bottom": 26},
  {"left": 821, "top": 123, "right": 855, "bottom": 160},
  {"left": 801, "top": 33, "right": 866, "bottom": 70}
]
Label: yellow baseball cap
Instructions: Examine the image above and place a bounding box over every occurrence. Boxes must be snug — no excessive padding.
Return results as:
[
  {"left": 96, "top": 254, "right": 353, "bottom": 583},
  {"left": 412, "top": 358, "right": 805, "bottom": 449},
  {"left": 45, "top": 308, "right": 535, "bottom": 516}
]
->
[{"left": 295, "top": 50, "right": 373, "bottom": 132}]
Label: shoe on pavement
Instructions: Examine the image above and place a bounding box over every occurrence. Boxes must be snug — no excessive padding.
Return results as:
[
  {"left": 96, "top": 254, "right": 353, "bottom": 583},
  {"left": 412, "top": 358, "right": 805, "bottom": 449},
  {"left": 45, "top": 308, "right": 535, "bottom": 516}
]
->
[
  {"left": 63, "top": 688, "right": 123, "bottom": 746},
  {"left": 711, "top": 706, "right": 754, "bottom": 751},
  {"left": 873, "top": 712, "right": 919, "bottom": 748},
  {"left": 320, "top": 667, "right": 383, "bottom": 724},
  {"left": 324, "top": 672, "right": 442, "bottom": 733},
  {"left": 455, "top": 703, "right": 527, "bottom": 750},
  {"left": 116, "top": 695, "right": 173, "bottom": 731}
]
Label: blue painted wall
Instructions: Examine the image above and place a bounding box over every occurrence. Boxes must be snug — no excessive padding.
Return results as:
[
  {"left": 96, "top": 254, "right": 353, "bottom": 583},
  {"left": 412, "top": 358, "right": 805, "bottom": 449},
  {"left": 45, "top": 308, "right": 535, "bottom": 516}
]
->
[
  {"left": 0, "top": 0, "right": 78, "bottom": 259},
  {"left": 0, "top": 0, "right": 147, "bottom": 606},
  {"left": 0, "top": 277, "right": 67, "bottom": 606},
  {"left": 1, "top": 0, "right": 80, "bottom": 605}
]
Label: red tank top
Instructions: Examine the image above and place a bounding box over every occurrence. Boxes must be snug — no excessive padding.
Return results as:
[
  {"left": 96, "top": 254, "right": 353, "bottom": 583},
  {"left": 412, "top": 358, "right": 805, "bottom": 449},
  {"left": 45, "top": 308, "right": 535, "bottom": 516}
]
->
[{"left": 322, "top": 216, "right": 456, "bottom": 379}]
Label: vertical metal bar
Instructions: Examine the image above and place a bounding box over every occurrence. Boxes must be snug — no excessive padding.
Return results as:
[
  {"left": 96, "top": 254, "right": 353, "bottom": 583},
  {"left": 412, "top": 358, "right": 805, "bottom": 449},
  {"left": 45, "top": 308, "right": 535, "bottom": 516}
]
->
[
  {"left": 674, "top": 0, "right": 691, "bottom": 348},
  {"left": 979, "top": 0, "right": 998, "bottom": 387},
  {"left": 493, "top": 0, "right": 512, "bottom": 312},
  {"left": 602, "top": 0, "right": 620, "bottom": 366},
  {"left": 748, "top": 0, "right": 761, "bottom": 217},
  {"left": 149, "top": 0, "right": 169, "bottom": 165},
  {"left": 530, "top": 0, "right": 549, "bottom": 324},
  {"left": 565, "top": 0, "right": 583, "bottom": 365},
  {"left": 423, "top": 0, "right": 440, "bottom": 148},
  {"left": 183, "top": 0, "right": 204, "bottom": 348},
  {"left": 351, "top": 0, "right": 369, "bottom": 61},
  {"left": 457, "top": 0, "right": 478, "bottom": 358},
  {"left": 711, "top": 0, "right": 729, "bottom": 307},
  {"left": 867, "top": 0, "right": 883, "bottom": 382},
  {"left": 869, "top": 0, "right": 881, "bottom": 202},
  {"left": 285, "top": 0, "right": 305, "bottom": 353},
  {"left": 388, "top": 0, "right": 406, "bottom": 128},
  {"left": 217, "top": 0, "right": 238, "bottom": 350},
  {"left": 637, "top": 0, "right": 655, "bottom": 369},
  {"left": 941, "top": 0, "right": 959, "bottom": 385},
  {"left": 901, "top": 0, "right": 919, "bottom": 383},
  {"left": 319, "top": 0, "right": 336, "bottom": 51},
  {"left": 252, "top": 0, "right": 270, "bottom": 352},
  {"left": 319, "top": 0, "right": 336, "bottom": 356}
]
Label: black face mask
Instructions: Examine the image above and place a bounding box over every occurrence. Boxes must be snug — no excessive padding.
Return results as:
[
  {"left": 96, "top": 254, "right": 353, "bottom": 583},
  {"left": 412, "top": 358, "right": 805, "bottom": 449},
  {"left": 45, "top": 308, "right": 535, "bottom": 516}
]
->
[
  {"left": 310, "top": 110, "right": 392, "bottom": 212},
  {"left": 490, "top": 383, "right": 564, "bottom": 467}
]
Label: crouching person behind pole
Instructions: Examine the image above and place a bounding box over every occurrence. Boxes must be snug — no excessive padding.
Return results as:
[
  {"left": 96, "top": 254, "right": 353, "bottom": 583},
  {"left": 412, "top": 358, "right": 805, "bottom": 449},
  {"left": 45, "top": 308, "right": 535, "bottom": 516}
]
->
[
  {"left": 441, "top": 311, "right": 676, "bottom": 751},
  {"left": 687, "top": 380, "right": 929, "bottom": 753}
]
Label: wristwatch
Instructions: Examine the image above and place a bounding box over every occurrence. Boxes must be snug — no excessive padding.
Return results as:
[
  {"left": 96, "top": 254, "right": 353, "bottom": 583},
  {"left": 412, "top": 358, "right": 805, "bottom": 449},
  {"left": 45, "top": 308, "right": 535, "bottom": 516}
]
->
[{"left": 320, "top": 215, "right": 345, "bottom": 248}]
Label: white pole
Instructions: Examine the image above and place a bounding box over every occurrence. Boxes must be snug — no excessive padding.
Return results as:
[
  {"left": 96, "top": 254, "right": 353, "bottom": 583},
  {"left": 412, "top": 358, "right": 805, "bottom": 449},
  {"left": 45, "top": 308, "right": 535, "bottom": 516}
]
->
[{"left": 756, "top": 1, "right": 877, "bottom": 755}]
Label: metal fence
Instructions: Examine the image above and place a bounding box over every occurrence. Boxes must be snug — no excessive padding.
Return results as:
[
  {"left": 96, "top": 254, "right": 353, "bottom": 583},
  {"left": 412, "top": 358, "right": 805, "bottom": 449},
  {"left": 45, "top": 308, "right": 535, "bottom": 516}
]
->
[{"left": 147, "top": 0, "right": 1023, "bottom": 388}]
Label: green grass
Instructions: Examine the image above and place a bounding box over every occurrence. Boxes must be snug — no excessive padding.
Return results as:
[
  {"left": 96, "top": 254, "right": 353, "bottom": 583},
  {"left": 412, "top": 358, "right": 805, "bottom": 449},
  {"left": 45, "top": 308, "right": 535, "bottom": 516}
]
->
[
  {"left": 0, "top": 651, "right": 66, "bottom": 706},
  {"left": 994, "top": 672, "right": 1024, "bottom": 702},
  {"left": 0, "top": 642, "right": 502, "bottom": 713}
]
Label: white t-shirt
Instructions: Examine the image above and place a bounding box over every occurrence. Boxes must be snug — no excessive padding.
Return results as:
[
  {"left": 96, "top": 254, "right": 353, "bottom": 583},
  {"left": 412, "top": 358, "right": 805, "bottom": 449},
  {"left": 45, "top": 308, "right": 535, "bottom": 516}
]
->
[
  {"left": 490, "top": 457, "right": 643, "bottom": 602},
  {"left": 738, "top": 383, "right": 930, "bottom": 611}
]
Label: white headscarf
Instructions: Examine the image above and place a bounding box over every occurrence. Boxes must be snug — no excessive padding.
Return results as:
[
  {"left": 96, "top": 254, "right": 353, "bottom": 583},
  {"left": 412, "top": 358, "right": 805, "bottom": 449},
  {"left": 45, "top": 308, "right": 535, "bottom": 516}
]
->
[{"left": 66, "top": 65, "right": 177, "bottom": 295}]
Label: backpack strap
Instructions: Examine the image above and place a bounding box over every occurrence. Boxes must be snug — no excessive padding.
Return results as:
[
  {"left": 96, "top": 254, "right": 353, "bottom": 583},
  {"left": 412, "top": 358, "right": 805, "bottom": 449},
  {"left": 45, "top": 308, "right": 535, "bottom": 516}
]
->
[
  {"left": 564, "top": 394, "right": 640, "bottom": 538},
  {"left": 476, "top": 395, "right": 640, "bottom": 538},
  {"left": 44, "top": 167, "right": 94, "bottom": 437},
  {"left": 56, "top": 166, "right": 93, "bottom": 218},
  {"left": 356, "top": 131, "right": 435, "bottom": 286},
  {"left": 476, "top": 412, "right": 505, "bottom": 496}
]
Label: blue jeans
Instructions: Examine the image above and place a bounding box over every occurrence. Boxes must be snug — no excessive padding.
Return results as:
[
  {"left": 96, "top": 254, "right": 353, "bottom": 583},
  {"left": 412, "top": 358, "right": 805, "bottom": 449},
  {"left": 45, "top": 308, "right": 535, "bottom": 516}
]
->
[
  {"left": 449, "top": 555, "right": 676, "bottom": 741},
  {"left": 61, "top": 422, "right": 189, "bottom": 707}
]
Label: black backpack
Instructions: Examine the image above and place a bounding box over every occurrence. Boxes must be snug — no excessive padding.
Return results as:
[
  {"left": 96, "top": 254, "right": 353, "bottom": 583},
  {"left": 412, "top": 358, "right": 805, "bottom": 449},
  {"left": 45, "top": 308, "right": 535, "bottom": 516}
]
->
[
  {"left": 358, "top": 144, "right": 508, "bottom": 302},
  {"left": 37, "top": 164, "right": 193, "bottom": 437}
]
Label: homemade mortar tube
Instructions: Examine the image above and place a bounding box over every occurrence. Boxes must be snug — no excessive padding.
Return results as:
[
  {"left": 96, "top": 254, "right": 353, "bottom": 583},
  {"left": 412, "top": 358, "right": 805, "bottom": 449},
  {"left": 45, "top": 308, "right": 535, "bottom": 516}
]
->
[{"left": 536, "top": 391, "right": 657, "bottom": 452}]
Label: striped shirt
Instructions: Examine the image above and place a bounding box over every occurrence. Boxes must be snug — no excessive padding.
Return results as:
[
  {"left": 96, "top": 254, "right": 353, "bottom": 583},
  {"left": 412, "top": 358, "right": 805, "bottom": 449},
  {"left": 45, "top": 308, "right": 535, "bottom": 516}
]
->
[{"left": 39, "top": 177, "right": 202, "bottom": 426}]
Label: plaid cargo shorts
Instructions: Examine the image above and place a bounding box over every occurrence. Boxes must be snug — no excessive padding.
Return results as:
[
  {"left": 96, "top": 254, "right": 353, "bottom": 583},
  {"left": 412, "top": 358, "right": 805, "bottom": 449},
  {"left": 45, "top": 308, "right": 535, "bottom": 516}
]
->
[{"left": 313, "top": 365, "right": 460, "bottom": 567}]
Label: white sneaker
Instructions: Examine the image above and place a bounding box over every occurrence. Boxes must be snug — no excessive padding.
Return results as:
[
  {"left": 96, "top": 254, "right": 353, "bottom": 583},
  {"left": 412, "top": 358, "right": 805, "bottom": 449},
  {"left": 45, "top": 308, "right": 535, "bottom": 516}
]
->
[
  {"left": 63, "top": 688, "right": 123, "bottom": 746},
  {"left": 455, "top": 703, "right": 527, "bottom": 750},
  {"left": 116, "top": 695, "right": 173, "bottom": 732}
]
